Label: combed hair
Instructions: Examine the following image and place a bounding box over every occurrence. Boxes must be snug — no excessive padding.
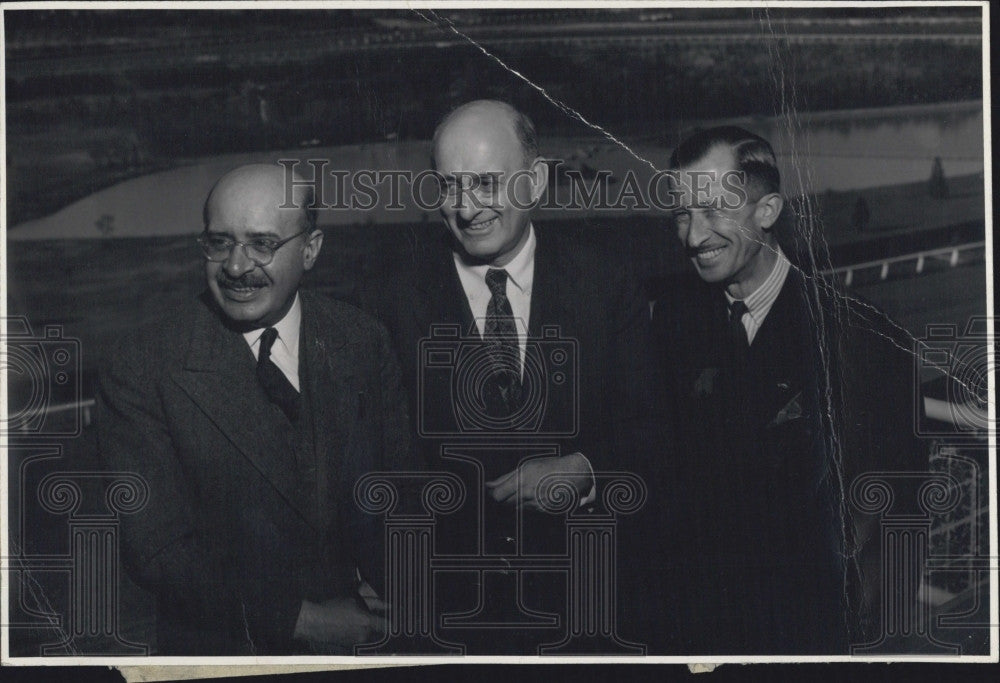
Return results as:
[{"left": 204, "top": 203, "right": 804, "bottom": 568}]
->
[
  {"left": 511, "top": 106, "right": 539, "bottom": 163},
  {"left": 669, "top": 126, "right": 781, "bottom": 195},
  {"left": 298, "top": 182, "right": 318, "bottom": 232}
]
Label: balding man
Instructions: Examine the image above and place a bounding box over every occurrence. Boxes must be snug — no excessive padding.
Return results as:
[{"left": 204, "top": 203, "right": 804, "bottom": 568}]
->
[
  {"left": 366, "top": 100, "right": 662, "bottom": 653},
  {"left": 97, "top": 164, "right": 411, "bottom": 654}
]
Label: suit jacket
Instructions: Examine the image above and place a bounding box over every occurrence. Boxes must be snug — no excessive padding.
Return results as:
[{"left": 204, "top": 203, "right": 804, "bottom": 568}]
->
[
  {"left": 639, "top": 267, "right": 924, "bottom": 654},
  {"left": 361, "top": 227, "right": 665, "bottom": 635},
  {"left": 96, "top": 290, "right": 411, "bottom": 654}
]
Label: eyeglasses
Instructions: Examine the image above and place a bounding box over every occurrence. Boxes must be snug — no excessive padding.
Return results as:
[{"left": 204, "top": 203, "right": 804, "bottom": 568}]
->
[
  {"left": 197, "top": 230, "right": 308, "bottom": 266},
  {"left": 438, "top": 173, "right": 508, "bottom": 203}
]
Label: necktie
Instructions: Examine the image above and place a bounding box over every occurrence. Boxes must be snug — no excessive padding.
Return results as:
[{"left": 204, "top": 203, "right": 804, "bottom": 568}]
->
[
  {"left": 727, "top": 299, "right": 750, "bottom": 366},
  {"left": 482, "top": 268, "right": 521, "bottom": 420},
  {"left": 257, "top": 327, "right": 300, "bottom": 422},
  {"left": 725, "top": 299, "right": 751, "bottom": 438}
]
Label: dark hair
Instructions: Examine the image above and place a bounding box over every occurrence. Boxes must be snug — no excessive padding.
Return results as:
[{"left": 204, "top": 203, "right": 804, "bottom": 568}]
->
[
  {"left": 432, "top": 99, "right": 539, "bottom": 166},
  {"left": 669, "top": 126, "right": 780, "bottom": 195},
  {"left": 511, "top": 107, "right": 539, "bottom": 163},
  {"left": 297, "top": 183, "right": 318, "bottom": 233}
]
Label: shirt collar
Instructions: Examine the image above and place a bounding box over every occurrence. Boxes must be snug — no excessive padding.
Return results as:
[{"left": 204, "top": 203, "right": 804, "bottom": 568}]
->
[
  {"left": 243, "top": 292, "right": 301, "bottom": 358},
  {"left": 453, "top": 223, "right": 536, "bottom": 295},
  {"left": 725, "top": 247, "right": 790, "bottom": 317}
]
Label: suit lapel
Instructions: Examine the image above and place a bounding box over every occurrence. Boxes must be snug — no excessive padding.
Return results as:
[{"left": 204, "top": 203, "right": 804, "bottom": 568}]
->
[
  {"left": 299, "top": 292, "right": 357, "bottom": 528},
  {"left": 748, "top": 271, "right": 812, "bottom": 428},
  {"left": 171, "top": 294, "right": 318, "bottom": 529},
  {"left": 412, "top": 239, "right": 476, "bottom": 339},
  {"left": 528, "top": 230, "right": 574, "bottom": 339}
]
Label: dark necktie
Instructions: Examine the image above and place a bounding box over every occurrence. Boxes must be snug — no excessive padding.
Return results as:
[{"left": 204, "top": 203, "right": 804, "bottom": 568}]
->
[
  {"left": 727, "top": 299, "right": 750, "bottom": 366},
  {"left": 482, "top": 268, "right": 522, "bottom": 420},
  {"left": 257, "top": 327, "right": 300, "bottom": 422},
  {"left": 725, "top": 299, "right": 751, "bottom": 438}
]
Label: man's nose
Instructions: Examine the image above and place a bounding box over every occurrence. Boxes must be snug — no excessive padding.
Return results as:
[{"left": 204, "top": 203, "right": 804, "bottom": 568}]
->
[
  {"left": 455, "top": 188, "right": 487, "bottom": 222},
  {"left": 685, "top": 211, "right": 711, "bottom": 246},
  {"left": 222, "top": 244, "right": 255, "bottom": 277}
]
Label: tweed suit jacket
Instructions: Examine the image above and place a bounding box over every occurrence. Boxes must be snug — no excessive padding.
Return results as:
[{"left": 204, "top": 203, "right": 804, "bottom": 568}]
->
[{"left": 96, "top": 290, "right": 411, "bottom": 654}]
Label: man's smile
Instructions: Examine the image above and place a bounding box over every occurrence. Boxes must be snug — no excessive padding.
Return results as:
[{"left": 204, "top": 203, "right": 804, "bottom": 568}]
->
[
  {"left": 462, "top": 215, "right": 500, "bottom": 235},
  {"left": 218, "top": 277, "right": 268, "bottom": 301},
  {"left": 691, "top": 244, "right": 727, "bottom": 264}
]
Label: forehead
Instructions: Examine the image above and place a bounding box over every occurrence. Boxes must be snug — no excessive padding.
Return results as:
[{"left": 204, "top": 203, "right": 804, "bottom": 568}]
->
[
  {"left": 672, "top": 144, "right": 742, "bottom": 205},
  {"left": 206, "top": 180, "right": 304, "bottom": 235},
  {"left": 434, "top": 115, "right": 524, "bottom": 176}
]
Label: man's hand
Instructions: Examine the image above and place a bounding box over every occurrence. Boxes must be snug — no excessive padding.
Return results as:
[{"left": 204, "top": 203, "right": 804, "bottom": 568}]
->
[
  {"left": 293, "top": 597, "right": 386, "bottom": 651},
  {"left": 485, "top": 453, "right": 593, "bottom": 511}
]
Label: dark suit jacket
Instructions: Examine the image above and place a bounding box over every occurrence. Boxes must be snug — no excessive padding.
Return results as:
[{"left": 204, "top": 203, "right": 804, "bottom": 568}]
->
[
  {"left": 96, "top": 290, "right": 411, "bottom": 654},
  {"left": 639, "top": 267, "right": 925, "bottom": 654},
  {"left": 361, "top": 227, "right": 665, "bottom": 626}
]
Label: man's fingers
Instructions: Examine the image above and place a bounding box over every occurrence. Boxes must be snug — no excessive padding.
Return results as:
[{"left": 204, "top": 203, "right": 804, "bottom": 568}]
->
[
  {"left": 363, "top": 596, "right": 389, "bottom": 613},
  {"left": 488, "top": 463, "right": 575, "bottom": 505},
  {"left": 490, "top": 481, "right": 519, "bottom": 503},
  {"left": 485, "top": 469, "right": 516, "bottom": 489},
  {"left": 517, "top": 499, "right": 544, "bottom": 513},
  {"left": 487, "top": 468, "right": 521, "bottom": 502},
  {"left": 368, "top": 612, "right": 388, "bottom": 632},
  {"left": 495, "top": 479, "right": 545, "bottom": 505}
]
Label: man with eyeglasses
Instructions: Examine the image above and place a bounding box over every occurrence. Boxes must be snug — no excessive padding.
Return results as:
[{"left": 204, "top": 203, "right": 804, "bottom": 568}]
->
[
  {"left": 365, "top": 100, "right": 664, "bottom": 653},
  {"left": 96, "top": 163, "right": 411, "bottom": 654},
  {"left": 632, "top": 126, "right": 926, "bottom": 653}
]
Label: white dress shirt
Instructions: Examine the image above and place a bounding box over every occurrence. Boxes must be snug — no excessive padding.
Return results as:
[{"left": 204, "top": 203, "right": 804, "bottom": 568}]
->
[
  {"left": 725, "top": 248, "right": 791, "bottom": 345},
  {"left": 242, "top": 293, "right": 302, "bottom": 390},
  {"left": 453, "top": 224, "right": 535, "bottom": 372},
  {"left": 451, "top": 225, "right": 594, "bottom": 499}
]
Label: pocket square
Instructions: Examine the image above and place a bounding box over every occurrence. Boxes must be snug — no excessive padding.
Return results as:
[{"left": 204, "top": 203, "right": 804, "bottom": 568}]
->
[
  {"left": 769, "top": 391, "right": 804, "bottom": 427},
  {"left": 693, "top": 367, "right": 720, "bottom": 397}
]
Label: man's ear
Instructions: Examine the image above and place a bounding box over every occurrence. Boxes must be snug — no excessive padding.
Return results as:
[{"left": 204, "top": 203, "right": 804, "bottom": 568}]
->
[
  {"left": 528, "top": 156, "right": 549, "bottom": 204},
  {"left": 755, "top": 193, "right": 784, "bottom": 231},
  {"left": 302, "top": 229, "right": 324, "bottom": 271}
]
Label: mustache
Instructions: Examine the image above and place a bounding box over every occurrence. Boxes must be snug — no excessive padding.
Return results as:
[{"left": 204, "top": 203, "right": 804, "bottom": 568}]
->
[{"left": 216, "top": 272, "right": 269, "bottom": 288}]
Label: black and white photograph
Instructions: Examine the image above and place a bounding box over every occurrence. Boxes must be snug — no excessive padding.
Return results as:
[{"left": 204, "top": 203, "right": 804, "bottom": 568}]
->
[{"left": 1, "top": 0, "right": 995, "bottom": 672}]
